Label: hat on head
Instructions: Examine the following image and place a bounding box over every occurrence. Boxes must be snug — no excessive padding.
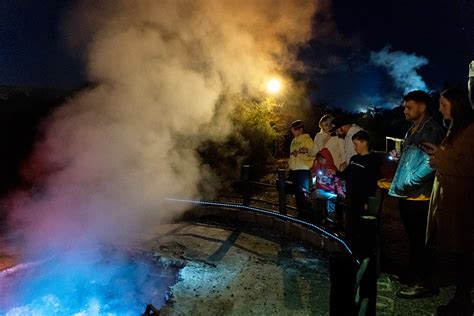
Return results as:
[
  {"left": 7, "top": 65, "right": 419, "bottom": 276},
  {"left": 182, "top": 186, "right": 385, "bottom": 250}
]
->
[
  {"left": 290, "top": 120, "right": 304, "bottom": 129},
  {"left": 329, "top": 116, "right": 351, "bottom": 133}
]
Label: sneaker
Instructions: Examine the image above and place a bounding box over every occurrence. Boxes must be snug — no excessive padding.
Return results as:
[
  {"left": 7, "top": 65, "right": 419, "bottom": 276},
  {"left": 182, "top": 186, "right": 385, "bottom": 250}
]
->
[{"left": 396, "top": 284, "right": 440, "bottom": 299}]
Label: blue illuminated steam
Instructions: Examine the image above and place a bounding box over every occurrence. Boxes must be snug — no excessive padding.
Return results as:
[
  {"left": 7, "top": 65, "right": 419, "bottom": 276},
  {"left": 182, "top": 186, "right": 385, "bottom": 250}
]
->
[{"left": 370, "top": 46, "right": 429, "bottom": 94}]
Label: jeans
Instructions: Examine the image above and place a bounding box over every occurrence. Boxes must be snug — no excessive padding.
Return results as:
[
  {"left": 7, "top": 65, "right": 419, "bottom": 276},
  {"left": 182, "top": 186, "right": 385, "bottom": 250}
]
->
[
  {"left": 398, "top": 199, "right": 432, "bottom": 284},
  {"left": 314, "top": 189, "right": 337, "bottom": 219},
  {"left": 289, "top": 169, "right": 311, "bottom": 211}
]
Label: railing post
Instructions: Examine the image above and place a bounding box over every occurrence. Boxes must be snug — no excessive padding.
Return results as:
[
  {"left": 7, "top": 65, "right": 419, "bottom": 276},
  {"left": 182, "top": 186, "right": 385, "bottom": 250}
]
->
[
  {"left": 329, "top": 252, "right": 357, "bottom": 315},
  {"left": 241, "top": 164, "right": 251, "bottom": 206},
  {"left": 359, "top": 215, "right": 378, "bottom": 315},
  {"left": 277, "top": 169, "right": 287, "bottom": 215},
  {"left": 368, "top": 194, "right": 382, "bottom": 276}
]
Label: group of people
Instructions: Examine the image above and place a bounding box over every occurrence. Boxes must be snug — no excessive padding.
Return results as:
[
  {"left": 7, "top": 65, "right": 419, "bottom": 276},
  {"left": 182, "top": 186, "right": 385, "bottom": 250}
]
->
[
  {"left": 288, "top": 113, "right": 381, "bottom": 235},
  {"left": 288, "top": 88, "right": 473, "bottom": 315}
]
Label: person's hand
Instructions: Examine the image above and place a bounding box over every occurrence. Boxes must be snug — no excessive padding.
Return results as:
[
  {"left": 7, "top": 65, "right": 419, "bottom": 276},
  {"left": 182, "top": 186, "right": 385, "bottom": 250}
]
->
[
  {"left": 420, "top": 142, "right": 438, "bottom": 155},
  {"left": 389, "top": 149, "right": 400, "bottom": 161},
  {"left": 325, "top": 169, "right": 336, "bottom": 176},
  {"left": 298, "top": 147, "right": 309, "bottom": 154},
  {"left": 421, "top": 143, "right": 439, "bottom": 167}
]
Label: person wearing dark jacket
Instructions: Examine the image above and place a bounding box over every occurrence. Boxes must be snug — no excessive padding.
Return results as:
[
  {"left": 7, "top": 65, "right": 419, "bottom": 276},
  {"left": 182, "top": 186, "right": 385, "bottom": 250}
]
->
[
  {"left": 388, "top": 90, "right": 445, "bottom": 299},
  {"left": 334, "top": 130, "right": 381, "bottom": 239}
]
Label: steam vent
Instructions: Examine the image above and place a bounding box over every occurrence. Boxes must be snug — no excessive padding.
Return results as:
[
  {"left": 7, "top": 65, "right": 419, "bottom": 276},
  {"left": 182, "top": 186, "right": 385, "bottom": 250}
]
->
[{"left": 1, "top": 205, "right": 335, "bottom": 314}]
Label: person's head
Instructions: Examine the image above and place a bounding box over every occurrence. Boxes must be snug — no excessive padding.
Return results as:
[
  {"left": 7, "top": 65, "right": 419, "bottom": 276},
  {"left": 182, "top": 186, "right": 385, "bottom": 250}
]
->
[
  {"left": 402, "top": 90, "right": 430, "bottom": 123},
  {"left": 316, "top": 152, "right": 327, "bottom": 165},
  {"left": 290, "top": 120, "right": 305, "bottom": 137},
  {"left": 329, "top": 116, "right": 352, "bottom": 138},
  {"left": 440, "top": 87, "right": 472, "bottom": 121},
  {"left": 352, "top": 130, "right": 370, "bottom": 155},
  {"left": 319, "top": 114, "right": 333, "bottom": 133},
  {"left": 439, "top": 87, "right": 473, "bottom": 143}
]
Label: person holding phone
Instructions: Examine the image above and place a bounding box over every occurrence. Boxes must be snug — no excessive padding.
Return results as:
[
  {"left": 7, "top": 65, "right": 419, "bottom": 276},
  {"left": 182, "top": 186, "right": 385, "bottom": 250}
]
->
[
  {"left": 422, "top": 87, "right": 474, "bottom": 315},
  {"left": 288, "top": 120, "right": 314, "bottom": 216}
]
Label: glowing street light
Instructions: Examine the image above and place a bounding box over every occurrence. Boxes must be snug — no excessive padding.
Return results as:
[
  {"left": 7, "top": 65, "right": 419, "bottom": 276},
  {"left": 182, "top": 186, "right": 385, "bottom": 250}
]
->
[{"left": 266, "top": 78, "right": 282, "bottom": 95}]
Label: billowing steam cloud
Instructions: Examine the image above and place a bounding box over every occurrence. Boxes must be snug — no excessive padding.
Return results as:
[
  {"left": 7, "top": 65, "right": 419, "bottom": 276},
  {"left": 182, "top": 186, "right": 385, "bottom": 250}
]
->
[
  {"left": 8, "top": 0, "right": 318, "bottom": 255},
  {"left": 370, "top": 46, "right": 429, "bottom": 93},
  {"left": 3, "top": 1, "right": 318, "bottom": 312}
]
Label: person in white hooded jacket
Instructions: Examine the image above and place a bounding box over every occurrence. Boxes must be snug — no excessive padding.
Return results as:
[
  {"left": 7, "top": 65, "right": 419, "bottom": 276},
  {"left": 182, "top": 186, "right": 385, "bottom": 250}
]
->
[
  {"left": 311, "top": 114, "right": 345, "bottom": 171},
  {"left": 329, "top": 116, "right": 363, "bottom": 170}
]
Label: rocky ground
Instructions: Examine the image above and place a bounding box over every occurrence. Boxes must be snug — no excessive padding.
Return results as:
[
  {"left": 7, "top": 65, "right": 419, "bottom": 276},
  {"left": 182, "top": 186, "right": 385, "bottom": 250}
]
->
[
  {"left": 138, "top": 217, "right": 464, "bottom": 315},
  {"left": 141, "top": 221, "right": 332, "bottom": 315}
]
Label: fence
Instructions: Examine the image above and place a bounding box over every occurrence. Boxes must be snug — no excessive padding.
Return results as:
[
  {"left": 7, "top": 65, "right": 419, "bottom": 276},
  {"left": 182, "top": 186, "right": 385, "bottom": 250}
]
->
[{"left": 166, "top": 164, "right": 380, "bottom": 315}]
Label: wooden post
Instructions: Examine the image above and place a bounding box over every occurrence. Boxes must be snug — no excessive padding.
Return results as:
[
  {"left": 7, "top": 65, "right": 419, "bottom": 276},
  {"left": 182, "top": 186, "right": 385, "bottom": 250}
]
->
[
  {"left": 329, "top": 253, "right": 356, "bottom": 315},
  {"left": 241, "top": 164, "right": 251, "bottom": 206},
  {"left": 277, "top": 169, "right": 287, "bottom": 215}
]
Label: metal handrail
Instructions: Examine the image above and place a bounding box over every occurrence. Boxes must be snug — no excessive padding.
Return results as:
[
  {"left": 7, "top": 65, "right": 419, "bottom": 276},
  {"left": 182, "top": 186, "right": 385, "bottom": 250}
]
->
[
  {"left": 186, "top": 164, "right": 378, "bottom": 314},
  {"left": 166, "top": 197, "right": 377, "bottom": 314},
  {"left": 165, "top": 197, "right": 358, "bottom": 263}
]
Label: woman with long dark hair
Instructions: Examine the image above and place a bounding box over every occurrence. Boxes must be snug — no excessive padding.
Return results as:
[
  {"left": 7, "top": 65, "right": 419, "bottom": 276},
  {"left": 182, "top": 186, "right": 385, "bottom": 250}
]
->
[{"left": 423, "top": 87, "right": 474, "bottom": 315}]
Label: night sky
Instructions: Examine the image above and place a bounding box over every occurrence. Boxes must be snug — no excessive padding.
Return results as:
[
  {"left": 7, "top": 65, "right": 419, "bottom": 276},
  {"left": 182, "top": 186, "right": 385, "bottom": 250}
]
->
[
  {"left": 302, "top": 0, "right": 474, "bottom": 109},
  {"left": 0, "top": 0, "right": 82, "bottom": 89},
  {"left": 1, "top": 0, "right": 473, "bottom": 110}
]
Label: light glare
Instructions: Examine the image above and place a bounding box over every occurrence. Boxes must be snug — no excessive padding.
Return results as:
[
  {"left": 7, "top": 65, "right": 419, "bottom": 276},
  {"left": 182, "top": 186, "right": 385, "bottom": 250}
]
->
[{"left": 266, "top": 78, "right": 282, "bottom": 94}]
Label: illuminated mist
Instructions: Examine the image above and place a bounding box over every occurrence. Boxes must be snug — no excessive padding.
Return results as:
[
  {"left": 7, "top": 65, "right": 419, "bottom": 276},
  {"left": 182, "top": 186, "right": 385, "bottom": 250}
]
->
[
  {"left": 370, "top": 46, "right": 429, "bottom": 93},
  {"left": 2, "top": 0, "right": 318, "bottom": 313}
]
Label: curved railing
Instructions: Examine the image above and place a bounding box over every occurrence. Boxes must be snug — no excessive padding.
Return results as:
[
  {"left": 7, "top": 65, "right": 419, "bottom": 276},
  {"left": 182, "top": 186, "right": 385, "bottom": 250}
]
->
[
  {"left": 164, "top": 164, "right": 380, "bottom": 315},
  {"left": 166, "top": 197, "right": 356, "bottom": 259}
]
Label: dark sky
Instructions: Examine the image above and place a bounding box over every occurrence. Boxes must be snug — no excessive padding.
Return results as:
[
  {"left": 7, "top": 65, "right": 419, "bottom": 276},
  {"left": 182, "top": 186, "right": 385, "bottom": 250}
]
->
[
  {"left": 302, "top": 0, "right": 474, "bottom": 109},
  {"left": 0, "top": 0, "right": 82, "bottom": 89},
  {"left": 1, "top": 0, "right": 473, "bottom": 109}
]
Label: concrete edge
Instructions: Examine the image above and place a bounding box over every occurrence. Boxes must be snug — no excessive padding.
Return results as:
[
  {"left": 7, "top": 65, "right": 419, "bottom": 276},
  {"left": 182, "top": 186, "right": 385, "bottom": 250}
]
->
[{"left": 178, "top": 206, "right": 344, "bottom": 254}]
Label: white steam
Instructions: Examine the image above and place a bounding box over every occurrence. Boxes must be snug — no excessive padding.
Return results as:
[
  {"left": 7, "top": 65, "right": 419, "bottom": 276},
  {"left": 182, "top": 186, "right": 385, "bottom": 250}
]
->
[
  {"left": 8, "top": 0, "right": 318, "bottom": 256},
  {"left": 370, "top": 46, "right": 429, "bottom": 93}
]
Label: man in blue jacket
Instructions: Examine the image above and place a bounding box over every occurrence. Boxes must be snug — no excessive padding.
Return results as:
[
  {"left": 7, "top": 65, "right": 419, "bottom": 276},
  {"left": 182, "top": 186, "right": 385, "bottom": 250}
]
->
[{"left": 389, "top": 90, "right": 445, "bottom": 298}]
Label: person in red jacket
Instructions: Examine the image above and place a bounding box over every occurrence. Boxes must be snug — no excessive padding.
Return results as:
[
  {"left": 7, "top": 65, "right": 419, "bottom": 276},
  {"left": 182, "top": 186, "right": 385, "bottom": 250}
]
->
[
  {"left": 311, "top": 148, "right": 340, "bottom": 225},
  {"left": 312, "top": 148, "right": 337, "bottom": 191}
]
